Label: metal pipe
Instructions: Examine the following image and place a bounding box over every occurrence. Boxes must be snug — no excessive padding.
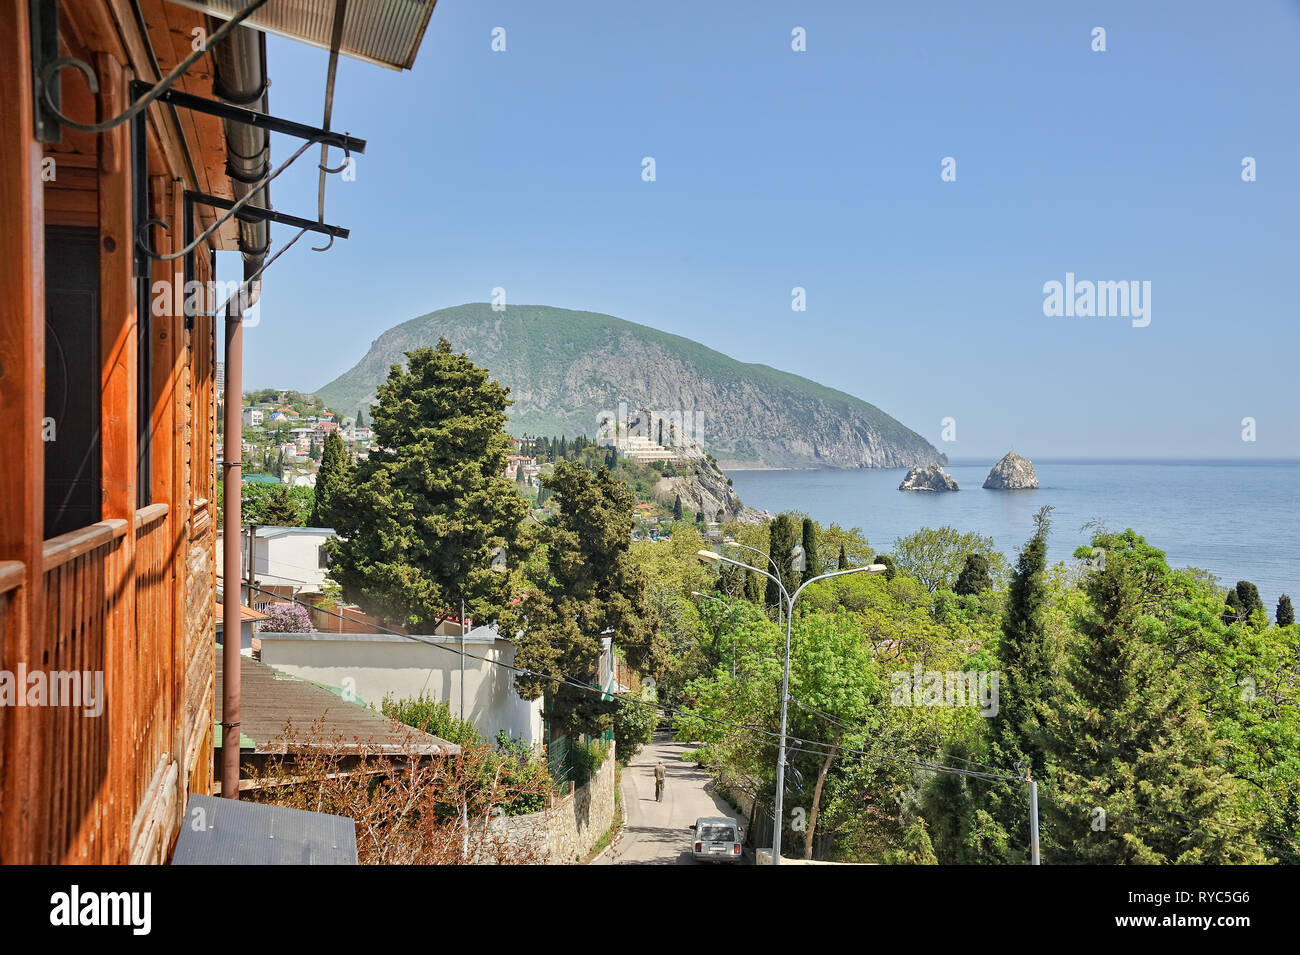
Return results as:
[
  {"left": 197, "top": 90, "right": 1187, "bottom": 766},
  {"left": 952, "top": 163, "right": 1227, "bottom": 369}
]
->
[
  {"left": 207, "top": 17, "right": 270, "bottom": 296},
  {"left": 214, "top": 10, "right": 271, "bottom": 802},
  {"left": 220, "top": 298, "right": 244, "bottom": 798}
]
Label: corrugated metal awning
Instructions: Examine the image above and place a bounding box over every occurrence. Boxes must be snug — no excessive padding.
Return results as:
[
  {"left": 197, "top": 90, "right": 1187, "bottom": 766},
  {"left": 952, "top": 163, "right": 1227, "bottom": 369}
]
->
[{"left": 169, "top": 0, "right": 437, "bottom": 70}]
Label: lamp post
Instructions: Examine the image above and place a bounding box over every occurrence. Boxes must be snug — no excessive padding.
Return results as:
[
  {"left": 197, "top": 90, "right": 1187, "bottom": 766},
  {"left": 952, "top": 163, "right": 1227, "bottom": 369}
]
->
[
  {"left": 722, "top": 540, "right": 787, "bottom": 626},
  {"left": 697, "top": 549, "right": 887, "bottom": 865}
]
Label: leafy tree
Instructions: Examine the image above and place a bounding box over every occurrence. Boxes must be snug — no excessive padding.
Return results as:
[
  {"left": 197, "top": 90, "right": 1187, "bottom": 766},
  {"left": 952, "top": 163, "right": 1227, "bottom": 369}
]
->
[
  {"left": 788, "top": 612, "right": 877, "bottom": 858},
  {"left": 326, "top": 341, "right": 526, "bottom": 632},
  {"left": 875, "top": 554, "right": 896, "bottom": 581},
  {"left": 614, "top": 687, "right": 659, "bottom": 764},
  {"left": 310, "top": 430, "right": 351, "bottom": 527},
  {"left": 801, "top": 517, "right": 823, "bottom": 578},
  {"left": 514, "top": 461, "right": 665, "bottom": 736},
  {"left": 953, "top": 553, "right": 992, "bottom": 596},
  {"left": 892, "top": 526, "right": 1006, "bottom": 593},
  {"left": 1279, "top": 594, "right": 1295, "bottom": 628}
]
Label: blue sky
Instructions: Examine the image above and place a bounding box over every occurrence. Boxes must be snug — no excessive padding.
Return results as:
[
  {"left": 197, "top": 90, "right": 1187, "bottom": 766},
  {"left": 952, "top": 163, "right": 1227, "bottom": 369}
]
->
[{"left": 228, "top": 0, "right": 1300, "bottom": 459}]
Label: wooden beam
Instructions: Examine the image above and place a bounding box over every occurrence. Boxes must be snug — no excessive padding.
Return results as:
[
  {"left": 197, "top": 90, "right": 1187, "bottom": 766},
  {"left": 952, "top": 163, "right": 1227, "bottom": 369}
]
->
[
  {"left": 97, "top": 50, "right": 139, "bottom": 864},
  {"left": 0, "top": 0, "right": 48, "bottom": 866}
]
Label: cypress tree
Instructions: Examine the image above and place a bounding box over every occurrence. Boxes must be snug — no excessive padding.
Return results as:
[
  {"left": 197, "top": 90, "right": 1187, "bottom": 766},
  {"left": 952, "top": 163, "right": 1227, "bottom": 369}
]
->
[
  {"left": 673, "top": 495, "right": 683, "bottom": 521},
  {"left": 1278, "top": 594, "right": 1295, "bottom": 627},
  {"left": 765, "top": 513, "right": 802, "bottom": 608},
  {"left": 801, "top": 517, "right": 822, "bottom": 578},
  {"left": 513, "top": 461, "right": 664, "bottom": 735},
  {"left": 838, "top": 542, "right": 849, "bottom": 570},
  {"left": 953, "top": 552, "right": 992, "bottom": 596},
  {"left": 1235, "top": 580, "right": 1265, "bottom": 622},
  {"left": 310, "top": 430, "right": 350, "bottom": 528}
]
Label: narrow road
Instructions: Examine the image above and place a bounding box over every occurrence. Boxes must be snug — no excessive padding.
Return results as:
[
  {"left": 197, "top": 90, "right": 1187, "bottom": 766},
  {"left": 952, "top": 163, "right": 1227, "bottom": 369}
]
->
[{"left": 597, "top": 732, "right": 746, "bottom": 864}]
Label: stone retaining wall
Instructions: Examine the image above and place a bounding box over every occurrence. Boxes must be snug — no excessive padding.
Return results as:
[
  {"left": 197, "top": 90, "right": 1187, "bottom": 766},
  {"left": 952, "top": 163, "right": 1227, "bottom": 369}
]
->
[{"left": 477, "top": 742, "right": 616, "bottom": 864}]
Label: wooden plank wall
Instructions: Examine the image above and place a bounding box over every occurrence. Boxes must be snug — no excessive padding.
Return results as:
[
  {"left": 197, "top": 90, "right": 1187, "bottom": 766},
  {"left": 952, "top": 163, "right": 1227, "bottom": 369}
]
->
[{"left": 0, "top": 0, "right": 224, "bottom": 864}]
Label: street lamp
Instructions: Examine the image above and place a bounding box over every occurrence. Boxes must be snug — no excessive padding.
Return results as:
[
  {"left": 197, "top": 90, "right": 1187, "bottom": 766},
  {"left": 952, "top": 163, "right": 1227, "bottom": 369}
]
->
[
  {"left": 720, "top": 540, "right": 787, "bottom": 625},
  {"left": 697, "top": 548, "right": 887, "bottom": 865}
]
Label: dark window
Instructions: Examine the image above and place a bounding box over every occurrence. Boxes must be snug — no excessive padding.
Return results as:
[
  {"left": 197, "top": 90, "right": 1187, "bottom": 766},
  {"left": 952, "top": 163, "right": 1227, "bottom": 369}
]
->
[
  {"left": 133, "top": 108, "right": 152, "bottom": 506},
  {"left": 44, "top": 226, "right": 101, "bottom": 538}
]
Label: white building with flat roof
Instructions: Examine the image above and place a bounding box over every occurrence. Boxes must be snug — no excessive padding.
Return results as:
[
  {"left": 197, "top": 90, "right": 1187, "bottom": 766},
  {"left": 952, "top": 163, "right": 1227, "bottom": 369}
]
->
[{"left": 258, "top": 626, "right": 545, "bottom": 748}]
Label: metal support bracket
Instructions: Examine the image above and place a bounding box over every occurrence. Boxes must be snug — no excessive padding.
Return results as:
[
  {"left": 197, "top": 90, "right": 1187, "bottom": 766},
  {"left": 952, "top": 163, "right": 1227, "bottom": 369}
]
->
[{"left": 139, "top": 84, "right": 366, "bottom": 156}]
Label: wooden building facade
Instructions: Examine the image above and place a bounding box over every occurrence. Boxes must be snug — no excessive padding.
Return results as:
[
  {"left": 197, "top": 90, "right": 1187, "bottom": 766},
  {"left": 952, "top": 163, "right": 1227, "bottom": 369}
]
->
[{"left": 0, "top": 0, "right": 238, "bottom": 863}]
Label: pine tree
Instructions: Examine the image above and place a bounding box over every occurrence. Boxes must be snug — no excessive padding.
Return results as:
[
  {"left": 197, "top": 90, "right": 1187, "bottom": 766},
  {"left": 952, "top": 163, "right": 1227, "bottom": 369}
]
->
[
  {"left": 1277, "top": 594, "right": 1295, "bottom": 627},
  {"left": 1038, "top": 530, "right": 1263, "bottom": 863},
  {"left": 326, "top": 340, "right": 527, "bottom": 632},
  {"left": 262, "top": 483, "right": 301, "bottom": 526},
  {"left": 672, "top": 495, "right": 683, "bottom": 521},
  {"left": 970, "top": 506, "right": 1055, "bottom": 863}
]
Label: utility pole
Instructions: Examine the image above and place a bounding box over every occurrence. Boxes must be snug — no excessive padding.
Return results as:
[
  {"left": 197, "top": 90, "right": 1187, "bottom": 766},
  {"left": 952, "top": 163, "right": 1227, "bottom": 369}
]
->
[
  {"left": 1028, "top": 775, "right": 1041, "bottom": 865},
  {"left": 246, "top": 523, "right": 257, "bottom": 608},
  {"left": 465, "top": 595, "right": 470, "bottom": 722}
]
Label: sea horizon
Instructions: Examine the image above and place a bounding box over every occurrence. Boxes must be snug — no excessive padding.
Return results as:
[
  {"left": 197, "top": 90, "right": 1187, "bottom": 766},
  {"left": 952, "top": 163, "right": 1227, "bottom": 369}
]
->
[{"left": 726, "top": 458, "right": 1299, "bottom": 612}]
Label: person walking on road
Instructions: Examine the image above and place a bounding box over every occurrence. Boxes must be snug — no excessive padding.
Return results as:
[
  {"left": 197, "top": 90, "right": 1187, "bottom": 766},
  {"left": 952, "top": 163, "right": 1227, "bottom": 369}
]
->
[{"left": 654, "top": 760, "right": 666, "bottom": 802}]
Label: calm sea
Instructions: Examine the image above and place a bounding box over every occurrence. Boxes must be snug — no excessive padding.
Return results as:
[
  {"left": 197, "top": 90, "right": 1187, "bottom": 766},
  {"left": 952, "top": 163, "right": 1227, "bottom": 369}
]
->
[{"left": 726, "top": 459, "right": 1300, "bottom": 611}]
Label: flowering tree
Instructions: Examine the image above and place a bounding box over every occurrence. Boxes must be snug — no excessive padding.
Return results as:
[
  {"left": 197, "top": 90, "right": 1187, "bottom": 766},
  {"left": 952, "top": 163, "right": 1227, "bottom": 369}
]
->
[{"left": 258, "top": 603, "right": 314, "bottom": 633}]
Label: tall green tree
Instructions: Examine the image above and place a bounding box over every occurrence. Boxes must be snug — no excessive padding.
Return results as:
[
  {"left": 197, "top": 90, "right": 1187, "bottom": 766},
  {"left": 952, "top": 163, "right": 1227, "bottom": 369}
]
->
[
  {"left": 1039, "top": 530, "right": 1264, "bottom": 863},
  {"left": 310, "top": 430, "right": 351, "bottom": 528},
  {"left": 514, "top": 461, "right": 665, "bottom": 736},
  {"left": 672, "top": 494, "right": 683, "bottom": 521},
  {"left": 765, "top": 513, "right": 802, "bottom": 609},
  {"left": 837, "top": 543, "right": 849, "bottom": 570},
  {"left": 801, "top": 517, "right": 823, "bottom": 578},
  {"left": 262, "top": 483, "right": 304, "bottom": 526},
  {"left": 326, "top": 341, "right": 526, "bottom": 632},
  {"left": 1279, "top": 594, "right": 1295, "bottom": 628},
  {"left": 953, "top": 553, "right": 992, "bottom": 596}
]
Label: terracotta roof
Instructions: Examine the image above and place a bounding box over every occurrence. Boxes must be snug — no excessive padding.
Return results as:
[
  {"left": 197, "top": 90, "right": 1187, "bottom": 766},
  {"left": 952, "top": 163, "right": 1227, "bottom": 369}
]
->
[
  {"left": 214, "top": 651, "right": 460, "bottom": 757},
  {"left": 215, "top": 602, "right": 270, "bottom": 624}
]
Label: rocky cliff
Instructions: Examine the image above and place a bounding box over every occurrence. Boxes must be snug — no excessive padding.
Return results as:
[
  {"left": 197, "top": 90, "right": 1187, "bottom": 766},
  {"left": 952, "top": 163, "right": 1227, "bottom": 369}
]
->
[
  {"left": 899, "top": 465, "right": 959, "bottom": 492},
  {"left": 656, "top": 450, "right": 769, "bottom": 525},
  {"left": 983, "top": 452, "right": 1038, "bottom": 489},
  {"left": 315, "top": 304, "right": 946, "bottom": 471}
]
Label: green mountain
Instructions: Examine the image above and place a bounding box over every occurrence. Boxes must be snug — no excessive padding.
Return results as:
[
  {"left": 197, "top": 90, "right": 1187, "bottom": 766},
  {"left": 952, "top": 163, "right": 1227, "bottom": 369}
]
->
[{"left": 315, "top": 303, "right": 945, "bottom": 469}]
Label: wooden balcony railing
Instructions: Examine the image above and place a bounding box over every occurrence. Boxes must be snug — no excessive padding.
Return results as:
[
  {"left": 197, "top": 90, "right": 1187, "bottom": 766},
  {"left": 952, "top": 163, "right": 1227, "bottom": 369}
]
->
[{"left": 0, "top": 503, "right": 182, "bottom": 863}]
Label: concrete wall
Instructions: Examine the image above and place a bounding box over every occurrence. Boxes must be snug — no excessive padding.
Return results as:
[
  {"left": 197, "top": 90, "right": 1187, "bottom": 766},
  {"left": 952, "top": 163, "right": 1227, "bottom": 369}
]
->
[
  {"left": 479, "top": 743, "right": 616, "bottom": 864},
  {"left": 257, "top": 627, "right": 544, "bottom": 747}
]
